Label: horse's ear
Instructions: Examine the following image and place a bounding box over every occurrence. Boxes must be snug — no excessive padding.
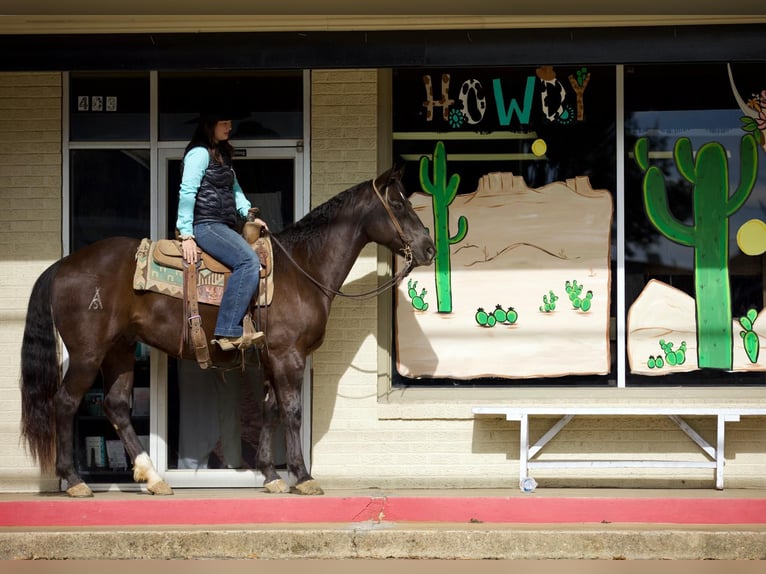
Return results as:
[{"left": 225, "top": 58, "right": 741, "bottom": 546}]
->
[
  {"left": 391, "top": 161, "right": 406, "bottom": 181},
  {"left": 375, "top": 164, "right": 404, "bottom": 188}
]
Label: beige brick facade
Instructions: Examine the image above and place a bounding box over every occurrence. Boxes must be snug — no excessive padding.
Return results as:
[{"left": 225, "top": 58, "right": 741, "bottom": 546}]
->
[{"left": 0, "top": 72, "right": 62, "bottom": 492}]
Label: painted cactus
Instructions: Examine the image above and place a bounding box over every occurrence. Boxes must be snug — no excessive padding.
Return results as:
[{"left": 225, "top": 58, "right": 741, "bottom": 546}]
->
[
  {"left": 419, "top": 141, "right": 468, "bottom": 313},
  {"left": 738, "top": 308, "right": 760, "bottom": 364},
  {"left": 634, "top": 134, "right": 759, "bottom": 369}
]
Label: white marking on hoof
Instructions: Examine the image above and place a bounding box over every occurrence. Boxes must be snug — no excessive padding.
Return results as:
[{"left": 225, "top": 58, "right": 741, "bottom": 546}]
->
[
  {"left": 66, "top": 482, "right": 93, "bottom": 498},
  {"left": 133, "top": 452, "right": 164, "bottom": 485},
  {"left": 263, "top": 478, "right": 290, "bottom": 493},
  {"left": 147, "top": 480, "right": 174, "bottom": 496},
  {"left": 133, "top": 453, "right": 173, "bottom": 494},
  {"left": 294, "top": 479, "right": 324, "bottom": 495}
]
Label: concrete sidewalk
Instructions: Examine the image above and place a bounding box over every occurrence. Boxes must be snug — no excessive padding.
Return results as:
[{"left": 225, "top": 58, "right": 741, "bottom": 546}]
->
[{"left": 1, "top": 488, "right": 765, "bottom": 559}]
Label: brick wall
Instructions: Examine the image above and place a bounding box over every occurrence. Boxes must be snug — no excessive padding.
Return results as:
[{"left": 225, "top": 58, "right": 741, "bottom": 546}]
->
[
  {"left": 309, "top": 69, "right": 390, "bottom": 483},
  {"left": 0, "top": 72, "right": 62, "bottom": 491}
]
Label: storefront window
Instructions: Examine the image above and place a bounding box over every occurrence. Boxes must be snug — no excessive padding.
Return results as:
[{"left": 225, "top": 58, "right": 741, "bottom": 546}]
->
[
  {"left": 158, "top": 71, "right": 303, "bottom": 141},
  {"left": 69, "top": 72, "right": 150, "bottom": 141},
  {"left": 392, "top": 65, "right": 617, "bottom": 387},
  {"left": 69, "top": 149, "right": 150, "bottom": 252},
  {"left": 624, "top": 62, "right": 766, "bottom": 384}
]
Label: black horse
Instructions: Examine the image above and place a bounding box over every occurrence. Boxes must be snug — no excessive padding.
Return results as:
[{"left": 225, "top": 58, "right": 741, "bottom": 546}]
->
[{"left": 20, "top": 166, "right": 435, "bottom": 497}]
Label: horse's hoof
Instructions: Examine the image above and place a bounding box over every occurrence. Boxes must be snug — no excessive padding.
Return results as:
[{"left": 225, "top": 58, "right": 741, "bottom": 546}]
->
[
  {"left": 263, "top": 478, "right": 290, "bottom": 493},
  {"left": 293, "top": 479, "right": 324, "bottom": 495},
  {"left": 66, "top": 482, "right": 93, "bottom": 498},
  {"left": 147, "top": 480, "right": 174, "bottom": 495}
]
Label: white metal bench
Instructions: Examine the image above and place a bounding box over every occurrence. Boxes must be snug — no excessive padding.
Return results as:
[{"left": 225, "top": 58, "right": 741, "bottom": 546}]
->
[{"left": 472, "top": 406, "right": 766, "bottom": 490}]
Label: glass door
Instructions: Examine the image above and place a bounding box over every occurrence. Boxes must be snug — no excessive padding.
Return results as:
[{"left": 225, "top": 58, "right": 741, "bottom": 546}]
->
[{"left": 153, "top": 146, "right": 309, "bottom": 487}]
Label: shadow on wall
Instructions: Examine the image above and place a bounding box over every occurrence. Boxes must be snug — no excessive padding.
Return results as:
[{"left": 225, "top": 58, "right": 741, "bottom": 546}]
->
[{"left": 310, "top": 268, "right": 436, "bottom": 444}]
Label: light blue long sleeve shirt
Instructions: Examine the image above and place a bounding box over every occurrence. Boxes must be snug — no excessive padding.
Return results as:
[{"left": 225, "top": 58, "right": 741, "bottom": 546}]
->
[{"left": 175, "top": 146, "right": 252, "bottom": 237}]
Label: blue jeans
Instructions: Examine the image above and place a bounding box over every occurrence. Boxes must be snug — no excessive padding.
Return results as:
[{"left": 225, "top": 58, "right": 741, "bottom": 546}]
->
[{"left": 193, "top": 222, "right": 261, "bottom": 338}]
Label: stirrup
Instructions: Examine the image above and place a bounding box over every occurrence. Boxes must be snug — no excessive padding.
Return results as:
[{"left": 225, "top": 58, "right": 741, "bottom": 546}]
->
[{"left": 211, "top": 331, "right": 265, "bottom": 351}]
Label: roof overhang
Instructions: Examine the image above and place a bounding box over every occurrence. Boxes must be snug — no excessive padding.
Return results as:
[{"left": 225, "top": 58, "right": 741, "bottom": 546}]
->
[{"left": 2, "top": 1, "right": 765, "bottom": 34}]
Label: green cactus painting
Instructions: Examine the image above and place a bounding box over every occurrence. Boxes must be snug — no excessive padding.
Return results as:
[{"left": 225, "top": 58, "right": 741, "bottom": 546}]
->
[
  {"left": 738, "top": 308, "right": 760, "bottom": 364},
  {"left": 634, "top": 134, "right": 759, "bottom": 369},
  {"left": 419, "top": 141, "right": 468, "bottom": 313}
]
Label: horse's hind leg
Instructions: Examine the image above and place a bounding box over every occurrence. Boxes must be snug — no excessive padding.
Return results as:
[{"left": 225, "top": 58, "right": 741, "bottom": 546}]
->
[
  {"left": 55, "top": 362, "right": 100, "bottom": 497},
  {"left": 101, "top": 341, "right": 172, "bottom": 495}
]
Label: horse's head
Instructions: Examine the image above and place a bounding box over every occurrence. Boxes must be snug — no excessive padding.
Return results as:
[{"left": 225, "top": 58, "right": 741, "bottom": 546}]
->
[{"left": 369, "top": 166, "right": 436, "bottom": 272}]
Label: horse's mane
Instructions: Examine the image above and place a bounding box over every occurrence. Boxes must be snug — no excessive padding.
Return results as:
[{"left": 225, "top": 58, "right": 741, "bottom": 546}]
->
[{"left": 274, "top": 179, "right": 370, "bottom": 257}]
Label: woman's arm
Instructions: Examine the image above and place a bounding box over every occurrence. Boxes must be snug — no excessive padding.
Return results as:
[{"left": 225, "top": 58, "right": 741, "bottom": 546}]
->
[{"left": 175, "top": 146, "right": 209, "bottom": 238}]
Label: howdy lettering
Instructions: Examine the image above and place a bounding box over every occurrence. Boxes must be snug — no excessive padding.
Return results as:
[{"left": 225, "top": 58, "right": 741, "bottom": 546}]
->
[{"left": 421, "top": 67, "right": 589, "bottom": 128}]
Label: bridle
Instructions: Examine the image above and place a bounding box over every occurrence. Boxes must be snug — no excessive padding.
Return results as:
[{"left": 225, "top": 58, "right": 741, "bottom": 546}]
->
[
  {"left": 269, "top": 175, "right": 415, "bottom": 300},
  {"left": 371, "top": 177, "right": 414, "bottom": 266}
]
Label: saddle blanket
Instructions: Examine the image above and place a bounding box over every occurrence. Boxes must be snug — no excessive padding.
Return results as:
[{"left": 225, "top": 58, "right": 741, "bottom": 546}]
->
[{"left": 133, "top": 238, "right": 272, "bottom": 306}]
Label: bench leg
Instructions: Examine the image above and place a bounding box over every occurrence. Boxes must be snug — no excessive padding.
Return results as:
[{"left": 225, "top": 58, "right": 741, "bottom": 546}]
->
[
  {"left": 716, "top": 415, "right": 725, "bottom": 490},
  {"left": 519, "top": 413, "right": 529, "bottom": 487}
]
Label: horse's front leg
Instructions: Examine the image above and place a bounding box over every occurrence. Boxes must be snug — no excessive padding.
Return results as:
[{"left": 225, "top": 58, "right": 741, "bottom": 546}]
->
[
  {"left": 257, "top": 379, "right": 290, "bottom": 493},
  {"left": 101, "top": 343, "right": 172, "bottom": 495},
  {"left": 274, "top": 367, "right": 323, "bottom": 496}
]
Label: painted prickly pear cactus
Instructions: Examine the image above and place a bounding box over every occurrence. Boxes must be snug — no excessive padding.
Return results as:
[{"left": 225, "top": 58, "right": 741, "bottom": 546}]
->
[
  {"left": 406, "top": 279, "right": 429, "bottom": 311},
  {"left": 634, "top": 133, "right": 759, "bottom": 369},
  {"left": 419, "top": 141, "right": 468, "bottom": 313},
  {"left": 647, "top": 340, "right": 687, "bottom": 370},
  {"left": 738, "top": 308, "right": 760, "bottom": 364},
  {"left": 565, "top": 280, "right": 593, "bottom": 312},
  {"left": 539, "top": 290, "right": 558, "bottom": 313}
]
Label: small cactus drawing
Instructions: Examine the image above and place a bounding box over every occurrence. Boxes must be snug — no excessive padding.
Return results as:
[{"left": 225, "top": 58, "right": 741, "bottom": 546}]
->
[
  {"left": 475, "top": 307, "right": 496, "bottom": 327},
  {"left": 475, "top": 304, "right": 518, "bottom": 328},
  {"left": 420, "top": 141, "right": 468, "bottom": 313},
  {"left": 539, "top": 291, "right": 559, "bottom": 313},
  {"left": 406, "top": 279, "right": 429, "bottom": 311},
  {"left": 648, "top": 355, "right": 665, "bottom": 369},
  {"left": 566, "top": 280, "right": 593, "bottom": 312},
  {"left": 648, "top": 340, "right": 687, "bottom": 369},
  {"left": 634, "top": 134, "right": 759, "bottom": 369},
  {"left": 738, "top": 308, "right": 760, "bottom": 363},
  {"left": 659, "top": 339, "right": 687, "bottom": 367},
  {"left": 493, "top": 304, "right": 519, "bottom": 325}
]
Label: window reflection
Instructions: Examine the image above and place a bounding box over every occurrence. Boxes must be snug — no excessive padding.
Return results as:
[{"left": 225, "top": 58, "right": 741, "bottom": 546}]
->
[
  {"left": 69, "top": 149, "right": 150, "bottom": 251},
  {"left": 158, "top": 71, "right": 303, "bottom": 141},
  {"left": 69, "top": 73, "right": 149, "bottom": 141}
]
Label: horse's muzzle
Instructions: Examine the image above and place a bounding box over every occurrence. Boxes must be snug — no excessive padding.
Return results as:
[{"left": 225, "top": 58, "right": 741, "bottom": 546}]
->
[{"left": 411, "top": 238, "right": 436, "bottom": 267}]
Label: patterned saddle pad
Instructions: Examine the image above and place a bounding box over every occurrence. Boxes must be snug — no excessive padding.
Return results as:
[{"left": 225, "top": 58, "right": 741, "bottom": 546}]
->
[{"left": 133, "top": 237, "right": 273, "bottom": 306}]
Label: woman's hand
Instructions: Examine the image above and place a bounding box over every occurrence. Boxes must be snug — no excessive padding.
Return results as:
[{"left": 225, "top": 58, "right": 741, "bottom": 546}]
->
[
  {"left": 252, "top": 217, "right": 269, "bottom": 233},
  {"left": 182, "top": 238, "right": 199, "bottom": 264}
]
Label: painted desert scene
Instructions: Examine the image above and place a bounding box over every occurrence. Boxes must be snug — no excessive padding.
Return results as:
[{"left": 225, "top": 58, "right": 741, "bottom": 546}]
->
[
  {"left": 396, "top": 172, "right": 613, "bottom": 380},
  {"left": 627, "top": 279, "right": 766, "bottom": 375}
]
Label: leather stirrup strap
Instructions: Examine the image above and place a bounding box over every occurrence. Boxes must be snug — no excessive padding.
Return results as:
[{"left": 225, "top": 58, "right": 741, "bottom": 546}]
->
[{"left": 183, "top": 261, "right": 212, "bottom": 369}]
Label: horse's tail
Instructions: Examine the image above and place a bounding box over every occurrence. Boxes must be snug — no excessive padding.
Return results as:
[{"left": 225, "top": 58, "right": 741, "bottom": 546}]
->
[{"left": 20, "top": 260, "right": 63, "bottom": 473}]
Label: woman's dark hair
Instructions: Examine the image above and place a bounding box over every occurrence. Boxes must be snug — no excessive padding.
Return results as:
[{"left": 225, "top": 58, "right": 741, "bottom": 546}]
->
[{"left": 184, "top": 119, "right": 234, "bottom": 164}]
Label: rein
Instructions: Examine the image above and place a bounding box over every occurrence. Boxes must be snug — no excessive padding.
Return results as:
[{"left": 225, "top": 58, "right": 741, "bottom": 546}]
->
[{"left": 269, "top": 178, "right": 414, "bottom": 300}]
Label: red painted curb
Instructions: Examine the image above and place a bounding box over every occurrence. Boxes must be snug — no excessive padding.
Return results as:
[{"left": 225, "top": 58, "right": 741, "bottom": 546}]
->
[
  {"left": 2, "top": 496, "right": 765, "bottom": 527},
  {"left": 382, "top": 496, "right": 766, "bottom": 524}
]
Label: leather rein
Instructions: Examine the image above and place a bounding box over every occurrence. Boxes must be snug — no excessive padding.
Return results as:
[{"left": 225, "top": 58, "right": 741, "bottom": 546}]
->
[{"left": 268, "top": 177, "right": 414, "bottom": 300}]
